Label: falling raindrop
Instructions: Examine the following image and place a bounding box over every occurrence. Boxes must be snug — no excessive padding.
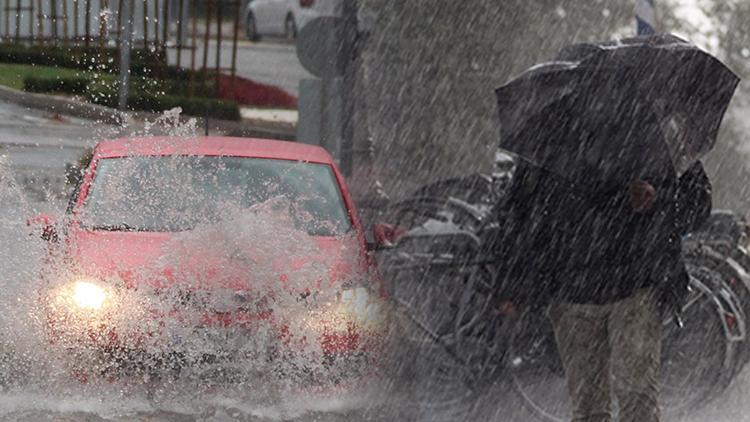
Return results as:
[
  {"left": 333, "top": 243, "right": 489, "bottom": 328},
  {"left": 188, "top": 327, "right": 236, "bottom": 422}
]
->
[{"left": 555, "top": 5, "right": 567, "bottom": 19}]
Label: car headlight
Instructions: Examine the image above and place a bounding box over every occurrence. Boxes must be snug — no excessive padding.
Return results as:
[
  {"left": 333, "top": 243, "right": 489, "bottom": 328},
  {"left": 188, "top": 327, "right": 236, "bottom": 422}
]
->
[
  {"left": 312, "top": 286, "right": 386, "bottom": 333},
  {"left": 338, "top": 287, "right": 383, "bottom": 325},
  {"left": 71, "top": 280, "right": 107, "bottom": 310}
]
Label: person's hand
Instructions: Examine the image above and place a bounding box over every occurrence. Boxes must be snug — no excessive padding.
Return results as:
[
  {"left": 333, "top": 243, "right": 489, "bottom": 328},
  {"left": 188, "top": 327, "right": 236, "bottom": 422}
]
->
[
  {"left": 628, "top": 180, "right": 657, "bottom": 212},
  {"left": 497, "top": 300, "right": 520, "bottom": 317}
]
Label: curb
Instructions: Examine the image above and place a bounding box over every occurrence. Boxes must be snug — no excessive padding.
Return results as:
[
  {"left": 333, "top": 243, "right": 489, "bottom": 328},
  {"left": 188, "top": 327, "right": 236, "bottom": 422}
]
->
[
  {"left": 207, "top": 118, "right": 296, "bottom": 141},
  {"left": 0, "top": 84, "right": 125, "bottom": 125},
  {"left": 0, "top": 84, "right": 297, "bottom": 141}
]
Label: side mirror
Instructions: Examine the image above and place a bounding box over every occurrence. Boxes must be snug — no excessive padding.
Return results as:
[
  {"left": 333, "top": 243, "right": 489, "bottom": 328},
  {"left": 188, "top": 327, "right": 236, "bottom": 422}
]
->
[
  {"left": 26, "top": 214, "right": 58, "bottom": 242},
  {"left": 368, "top": 223, "right": 408, "bottom": 251}
]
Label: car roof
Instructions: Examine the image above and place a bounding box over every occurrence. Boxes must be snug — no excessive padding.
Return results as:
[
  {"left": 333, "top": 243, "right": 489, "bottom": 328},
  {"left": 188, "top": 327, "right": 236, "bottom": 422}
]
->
[{"left": 94, "top": 137, "right": 336, "bottom": 164}]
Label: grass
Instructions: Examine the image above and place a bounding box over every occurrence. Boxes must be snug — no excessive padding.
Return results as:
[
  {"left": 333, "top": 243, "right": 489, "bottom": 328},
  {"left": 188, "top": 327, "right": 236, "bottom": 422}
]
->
[
  {"left": 0, "top": 63, "right": 91, "bottom": 91},
  {"left": 0, "top": 61, "right": 240, "bottom": 120},
  {"left": 0, "top": 62, "right": 154, "bottom": 97}
]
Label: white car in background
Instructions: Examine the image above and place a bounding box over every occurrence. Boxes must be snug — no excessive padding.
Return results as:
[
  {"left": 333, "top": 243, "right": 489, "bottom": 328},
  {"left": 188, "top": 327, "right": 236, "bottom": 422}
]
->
[{"left": 245, "top": 0, "right": 342, "bottom": 41}]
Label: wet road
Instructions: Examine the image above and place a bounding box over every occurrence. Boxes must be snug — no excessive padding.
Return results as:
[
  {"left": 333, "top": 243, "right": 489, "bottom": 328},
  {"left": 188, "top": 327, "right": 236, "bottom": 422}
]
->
[
  {"left": 2, "top": 99, "right": 750, "bottom": 421},
  {"left": 167, "top": 40, "right": 311, "bottom": 96},
  {"left": 0, "top": 100, "right": 104, "bottom": 210},
  {"left": 0, "top": 99, "right": 403, "bottom": 422}
]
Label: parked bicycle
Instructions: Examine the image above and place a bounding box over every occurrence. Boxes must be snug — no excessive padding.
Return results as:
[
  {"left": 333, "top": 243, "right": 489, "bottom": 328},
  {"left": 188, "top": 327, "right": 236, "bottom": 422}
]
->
[{"left": 377, "top": 173, "right": 750, "bottom": 421}]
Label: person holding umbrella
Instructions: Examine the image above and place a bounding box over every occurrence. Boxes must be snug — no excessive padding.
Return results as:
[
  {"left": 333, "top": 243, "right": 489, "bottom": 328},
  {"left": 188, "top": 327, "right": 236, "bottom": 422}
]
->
[{"left": 493, "top": 34, "right": 739, "bottom": 422}]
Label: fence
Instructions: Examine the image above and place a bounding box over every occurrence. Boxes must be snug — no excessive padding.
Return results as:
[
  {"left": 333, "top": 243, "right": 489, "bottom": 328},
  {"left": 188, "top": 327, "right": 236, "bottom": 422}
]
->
[{"left": 0, "top": 0, "right": 243, "bottom": 96}]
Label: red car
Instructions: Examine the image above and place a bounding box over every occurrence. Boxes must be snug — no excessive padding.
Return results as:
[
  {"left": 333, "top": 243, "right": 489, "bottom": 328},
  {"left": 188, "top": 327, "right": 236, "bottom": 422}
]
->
[{"left": 31, "top": 136, "right": 393, "bottom": 384}]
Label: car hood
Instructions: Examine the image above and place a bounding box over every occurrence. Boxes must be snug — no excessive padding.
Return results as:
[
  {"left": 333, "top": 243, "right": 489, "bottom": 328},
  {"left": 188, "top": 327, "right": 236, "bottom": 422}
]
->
[{"left": 66, "top": 229, "right": 365, "bottom": 293}]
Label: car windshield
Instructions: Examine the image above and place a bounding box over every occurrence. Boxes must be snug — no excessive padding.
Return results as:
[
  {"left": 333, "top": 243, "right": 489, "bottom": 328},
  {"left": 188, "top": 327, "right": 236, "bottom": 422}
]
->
[{"left": 80, "top": 156, "right": 352, "bottom": 236}]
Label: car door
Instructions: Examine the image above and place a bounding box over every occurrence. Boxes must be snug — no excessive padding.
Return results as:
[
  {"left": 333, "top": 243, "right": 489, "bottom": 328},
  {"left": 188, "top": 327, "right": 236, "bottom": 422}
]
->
[
  {"left": 250, "top": 0, "right": 272, "bottom": 33},
  {"left": 266, "top": 0, "right": 290, "bottom": 35},
  {"left": 296, "top": 0, "right": 341, "bottom": 30}
]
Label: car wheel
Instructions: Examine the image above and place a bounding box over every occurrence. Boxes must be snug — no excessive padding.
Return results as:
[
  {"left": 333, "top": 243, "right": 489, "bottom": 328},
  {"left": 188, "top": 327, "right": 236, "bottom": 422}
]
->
[
  {"left": 284, "top": 14, "right": 298, "bottom": 41},
  {"left": 246, "top": 13, "right": 261, "bottom": 42}
]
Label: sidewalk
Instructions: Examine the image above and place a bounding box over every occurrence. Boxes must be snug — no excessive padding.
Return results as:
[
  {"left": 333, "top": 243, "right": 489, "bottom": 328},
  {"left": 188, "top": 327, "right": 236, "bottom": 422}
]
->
[
  {"left": 240, "top": 108, "right": 298, "bottom": 125},
  {"left": 0, "top": 84, "right": 297, "bottom": 141}
]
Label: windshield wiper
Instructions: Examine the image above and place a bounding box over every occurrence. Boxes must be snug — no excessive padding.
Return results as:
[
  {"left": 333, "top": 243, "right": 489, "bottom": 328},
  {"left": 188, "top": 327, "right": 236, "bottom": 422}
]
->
[{"left": 91, "top": 223, "right": 143, "bottom": 232}]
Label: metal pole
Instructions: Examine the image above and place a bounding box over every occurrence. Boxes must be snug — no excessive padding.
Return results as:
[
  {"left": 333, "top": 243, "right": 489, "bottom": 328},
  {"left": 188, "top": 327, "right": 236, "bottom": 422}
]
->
[
  {"left": 230, "top": 0, "right": 240, "bottom": 90},
  {"left": 188, "top": 0, "right": 197, "bottom": 96},
  {"left": 4, "top": 0, "right": 9, "bottom": 40},
  {"left": 61, "top": 0, "right": 69, "bottom": 43},
  {"left": 214, "top": 0, "right": 222, "bottom": 95},
  {"left": 28, "top": 0, "right": 34, "bottom": 41},
  {"left": 118, "top": 0, "right": 133, "bottom": 111},
  {"left": 340, "top": 0, "right": 359, "bottom": 177},
  {"left": 99, "top": 0, "right": 107, "bottom": 48},
  {"left": 153, "top": 0, "right": 158, "bottom": 45},
  {"left": 161, "top": 0, "right": 168, "bottom": 50},
  {"left": 635, "top": 0, "right": 656, "bottom": 35},
  {"left": 204, "top": 108, "right": 209, "bottom": 135},
  {"left": 175, "top": 0, "right": 183, "bottom": 68},
  {"left": 73, "top": 0, "right": 79, "bottom": 42},
  {"left": 13, "top": 0, "right": 20, "bottom": 41},
  {"left": 201, "top": 0, "right": 211, "bottom": 92},
  {"left": 142, "top": 0, "right": 148, "bottom": 45},
  {"left": 154, "top": 0, "right": 159, "bottom": 48},
  {"left": 35, "top": 0, "right": 42, "bottom": 44},
  {"left": 152, "top": 0, "right": 161, "bottom": 79},
  {"left": 50, "top": 0, "right": 58, "bottom": 42},
  {"left": 116, "top": 0, "right": 123, "bottom": 52},
  {"left": 84, "top": 0, "right": 90, "bottom": 48}
]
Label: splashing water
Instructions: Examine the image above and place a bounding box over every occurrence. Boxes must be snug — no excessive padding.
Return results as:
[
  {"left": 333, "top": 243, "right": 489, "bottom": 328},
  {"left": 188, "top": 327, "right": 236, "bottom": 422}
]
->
[
  {"left": 0, "top": 121, "right": 394, "bottom": 421},
  {"left": 141, "top": 108, "right": 199, "bottom": 139},
  {"left": 0, "top": 155, "right": 51, "bottom": 385}
]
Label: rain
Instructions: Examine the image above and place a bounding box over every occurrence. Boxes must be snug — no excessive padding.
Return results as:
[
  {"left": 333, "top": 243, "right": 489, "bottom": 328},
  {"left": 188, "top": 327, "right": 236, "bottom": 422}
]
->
[{"left": 0, "top": 0, "right": 747, "bottom": 421}]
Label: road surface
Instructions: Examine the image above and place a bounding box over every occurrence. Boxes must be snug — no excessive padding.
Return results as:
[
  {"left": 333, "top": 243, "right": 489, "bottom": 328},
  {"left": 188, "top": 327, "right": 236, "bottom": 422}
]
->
[
  {"left": 167, "top": 40, "right": 312, "bottom": 96},
  {"left": 1, "top": 99, "right": 750, "bottom": 421},
  {"left": 0, "top": 100, "right": 103, "bottom": 210}
]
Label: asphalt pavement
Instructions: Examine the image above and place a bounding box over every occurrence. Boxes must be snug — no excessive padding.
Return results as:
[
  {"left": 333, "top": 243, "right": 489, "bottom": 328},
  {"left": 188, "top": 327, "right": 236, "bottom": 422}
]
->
[
  {"left": 167, "top": 40, "right": 312, "bottom": 96},
  {"left": 0, "top": 100, "right": 107, "bottom": 208},
  {"left": 1, "top": 95, "right": 750, "bottom": 420}
]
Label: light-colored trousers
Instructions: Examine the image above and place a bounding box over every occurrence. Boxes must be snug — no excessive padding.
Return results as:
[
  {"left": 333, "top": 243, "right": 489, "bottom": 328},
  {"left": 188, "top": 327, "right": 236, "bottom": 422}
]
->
[{"left": 548, "top": 288, "right": 662, "bottom": 422}]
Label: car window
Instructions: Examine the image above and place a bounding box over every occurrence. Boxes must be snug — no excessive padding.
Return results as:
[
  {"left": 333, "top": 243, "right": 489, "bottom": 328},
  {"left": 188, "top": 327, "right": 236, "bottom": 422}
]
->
[{"left": 80, "top": 156, "right": 352, "bottom": 236}]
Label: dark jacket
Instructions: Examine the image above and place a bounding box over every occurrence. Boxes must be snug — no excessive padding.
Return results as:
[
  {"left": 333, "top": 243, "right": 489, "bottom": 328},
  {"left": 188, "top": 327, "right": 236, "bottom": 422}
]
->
[{"left": 492, "top": 160, "right": 711, "bottom": 309}]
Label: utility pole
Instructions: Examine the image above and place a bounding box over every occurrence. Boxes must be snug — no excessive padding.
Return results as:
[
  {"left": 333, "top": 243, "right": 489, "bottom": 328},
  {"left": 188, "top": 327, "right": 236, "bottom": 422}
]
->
[
  {"left": 296, "top": 2, "right": 370, "bottom": 178},
  {"left": 635, "top": 0, "right": 656, "bottom": 35},
  {"left": 118, "top": 0, "right": 134, "bottom": 111},
  {"left": 339, "top": 0, "right": 359, "bottom": 177}
]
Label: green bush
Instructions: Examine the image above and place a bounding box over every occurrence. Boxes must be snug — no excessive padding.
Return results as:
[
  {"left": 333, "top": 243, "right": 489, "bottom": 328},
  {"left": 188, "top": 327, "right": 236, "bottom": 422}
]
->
[
  {"left": 65, "top": 148, "right": 93, "bottom": 187},
  {"left": 0, "top": 43, "right": 114, "bottom": 71},
  {"left": 142, "top": 94, "right": 241, "bottom": 121},
  {"left": 161, "top": 78, "right": 217, "bottom": 98},
  {"left": 0, "top": 43, "right": 165, "bottom": 75},
  {"left": 0, "top": 43, "right": 238, "bottom": 121},
  {"left": 0, "top": 43, "right": 222, "bottom": 98},
  {"left": 85, "top": 78, "right": 119, "bottom": 107},
  {"left": 127, "top": 93, "right": 241, "bottom": 121},
  {"left": 23, "top": 75, "right": 91, "bottom": 94},
  {"left": 86, "top": 80, "right": 240, "bottom": 121}
]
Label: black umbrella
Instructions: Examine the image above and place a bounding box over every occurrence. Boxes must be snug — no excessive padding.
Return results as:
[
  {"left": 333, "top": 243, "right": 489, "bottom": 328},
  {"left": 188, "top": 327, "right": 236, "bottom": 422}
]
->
[{"left": 495, "top": 34, "right": 740, "bottom": 185}]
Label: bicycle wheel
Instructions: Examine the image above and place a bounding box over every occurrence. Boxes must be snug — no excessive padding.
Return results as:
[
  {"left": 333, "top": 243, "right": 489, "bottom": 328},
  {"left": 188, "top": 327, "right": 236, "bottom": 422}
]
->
[
  {"left": 507, "top": 309, "right": 569, "bottom": 422},
  {"left": 388, "top": 261, "right": 504, "bottom": 420},
  {"left": 660, "top": 270, "right": 732, "bottom": 415},
  {"left": 381, "top": 197, "right": 485, "bottom": 234},
  {"left": 704, "top": 249, "right": 750, "bottom": 368}
]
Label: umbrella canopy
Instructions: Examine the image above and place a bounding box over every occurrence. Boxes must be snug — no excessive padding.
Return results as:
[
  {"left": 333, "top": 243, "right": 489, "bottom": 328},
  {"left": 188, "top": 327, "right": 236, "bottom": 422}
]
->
[{"left": 495, "top": 34, "right": 740, "bottom": 185}]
